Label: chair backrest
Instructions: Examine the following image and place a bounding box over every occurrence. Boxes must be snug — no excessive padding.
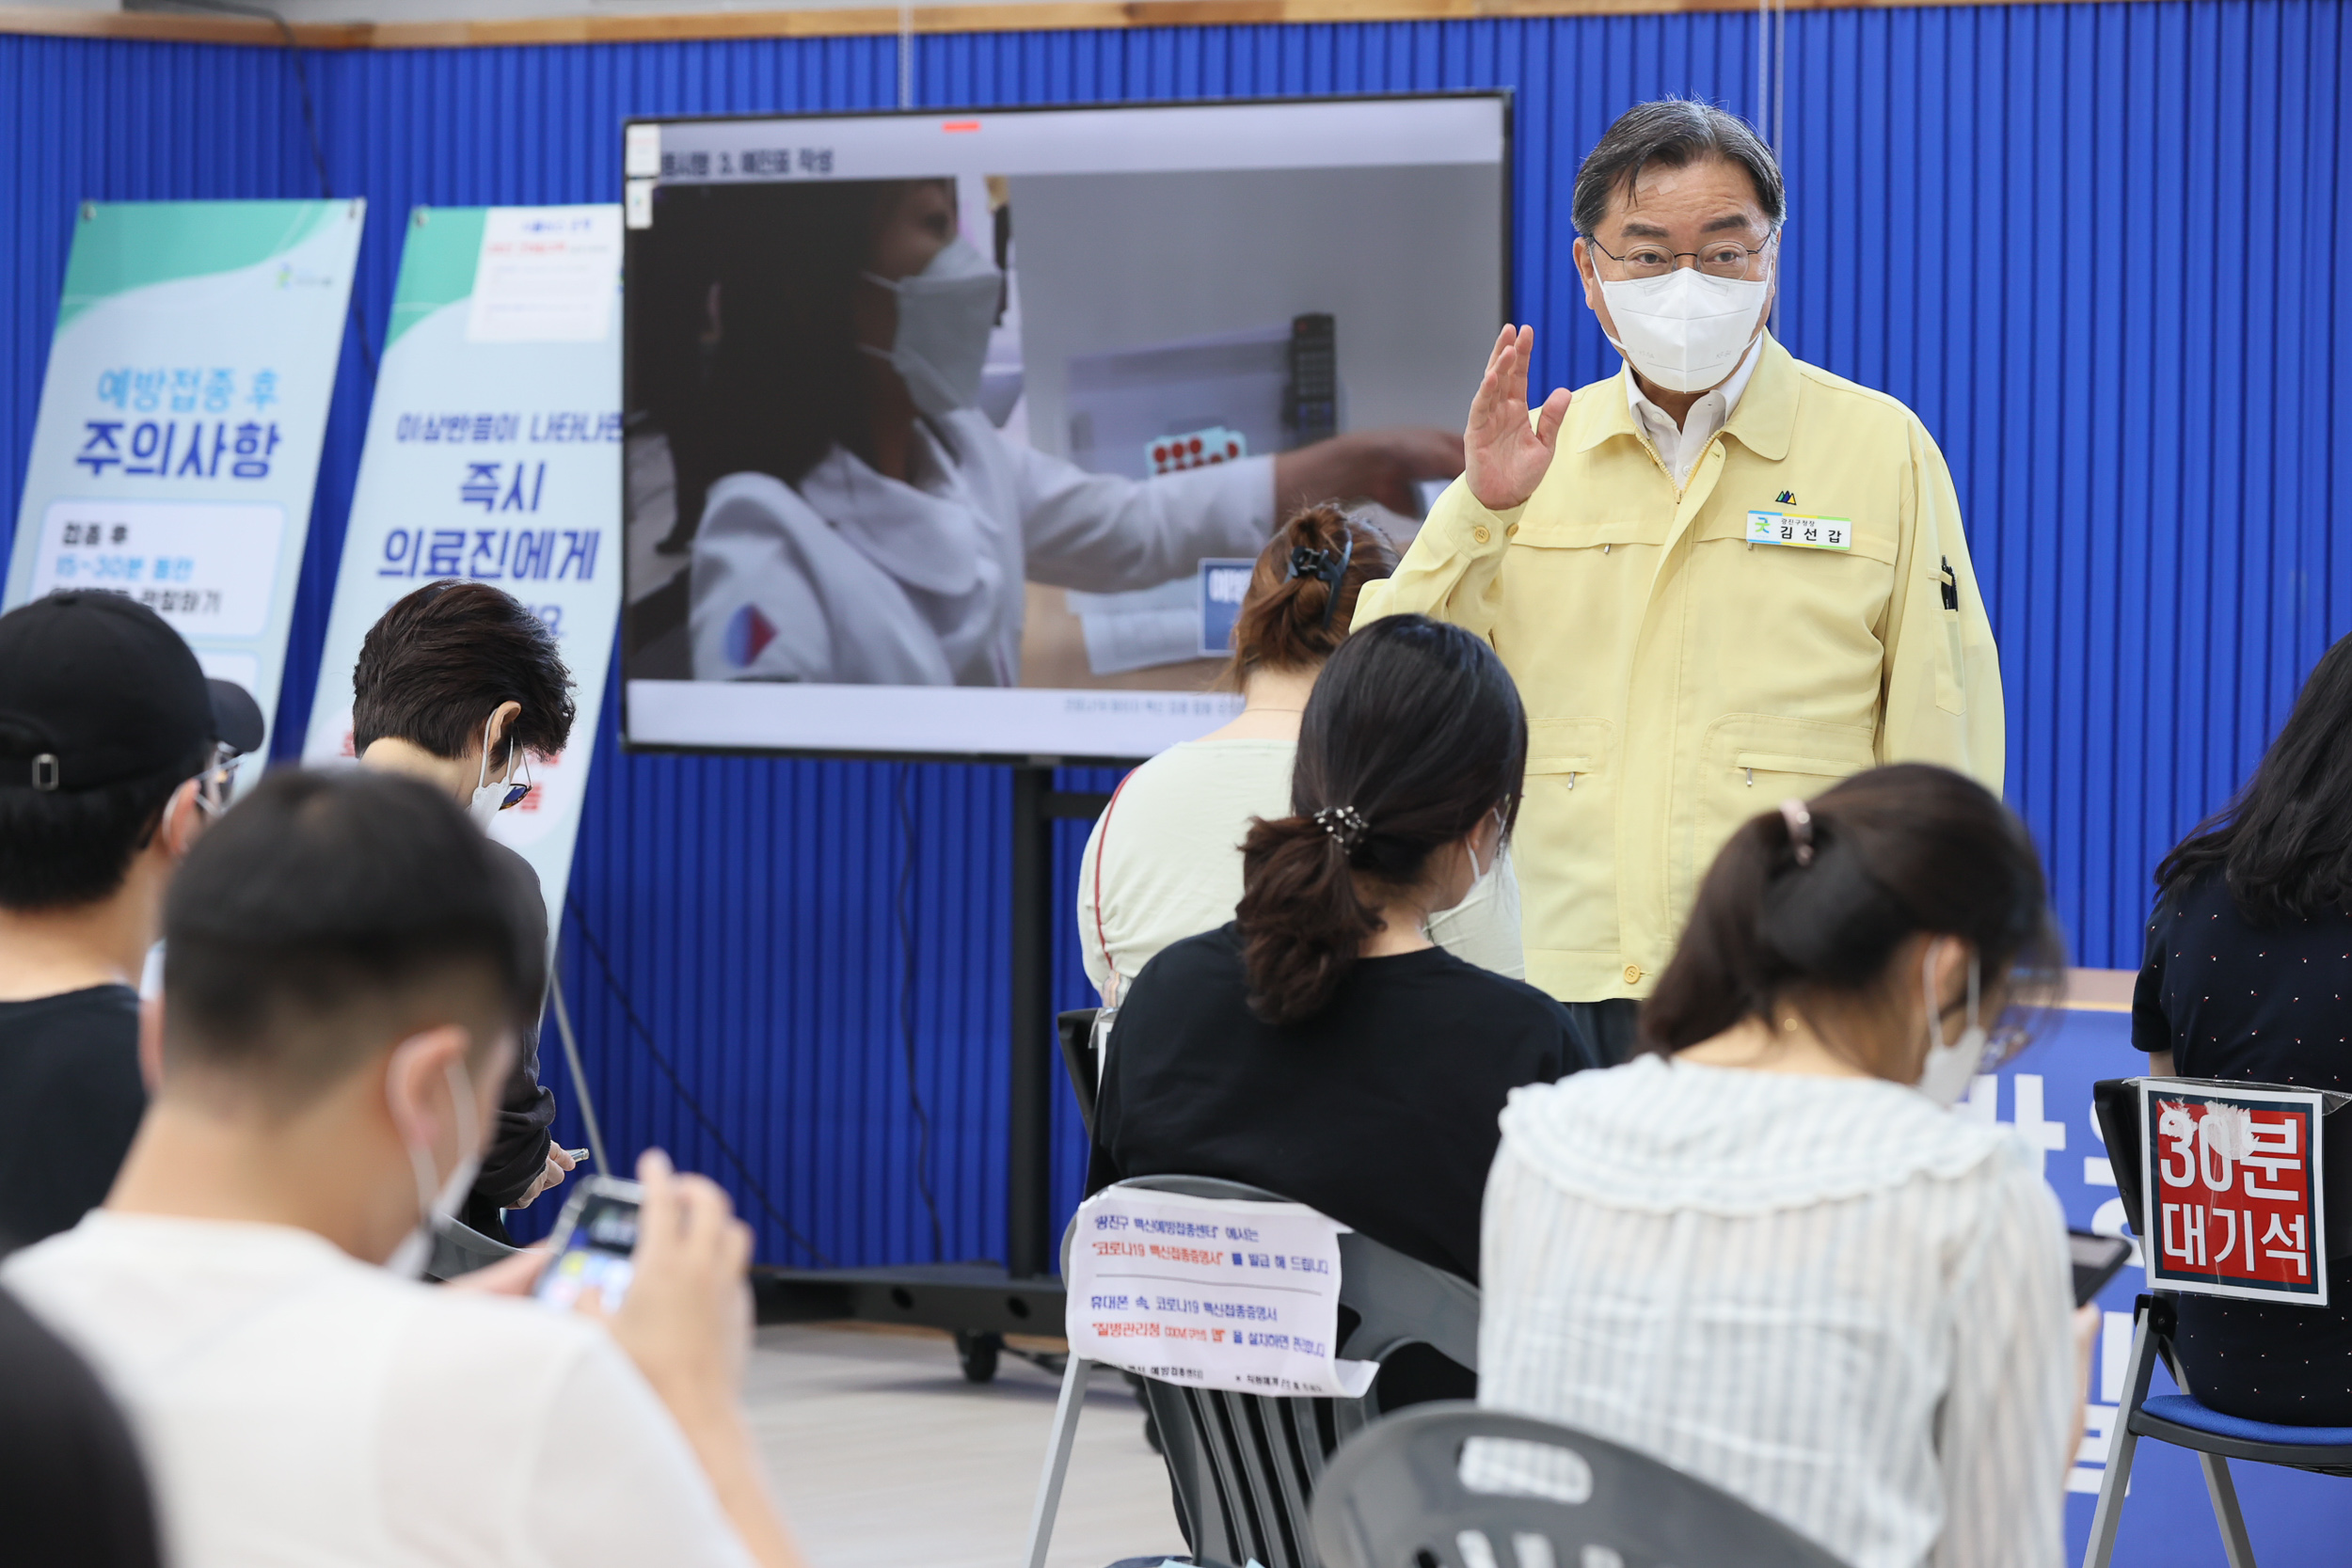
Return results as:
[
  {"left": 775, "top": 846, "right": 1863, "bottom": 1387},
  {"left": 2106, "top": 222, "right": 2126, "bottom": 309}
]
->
[
  {"left": 1056, "top": 1007, "right": 1102, "bottom": 1138},
  {"left": 1072, "top": 1175, "right": 1480, "bottom": 1568},
  {"left": 424, "top": 1217, "right": 517, "bottom": 1280},
  {"left": 1311, "top": 1402, "right": 1849, "bottom": 1568},
  {"left": 2092, "top": 1077, "right": 2352, "bottom": 1255}
]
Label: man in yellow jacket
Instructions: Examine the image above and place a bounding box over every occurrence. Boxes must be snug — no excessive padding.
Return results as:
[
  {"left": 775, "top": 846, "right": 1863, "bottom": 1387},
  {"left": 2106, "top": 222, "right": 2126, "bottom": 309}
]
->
[{"left": 1356, "top": 101, "right": 2001, "bottom": 1058}]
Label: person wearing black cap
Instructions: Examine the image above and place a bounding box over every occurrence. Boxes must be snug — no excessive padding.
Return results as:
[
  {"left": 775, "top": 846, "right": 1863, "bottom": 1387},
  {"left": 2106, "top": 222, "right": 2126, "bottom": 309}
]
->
[{"left": 0, "top": 592, "right": 263, "bottom": 1252}]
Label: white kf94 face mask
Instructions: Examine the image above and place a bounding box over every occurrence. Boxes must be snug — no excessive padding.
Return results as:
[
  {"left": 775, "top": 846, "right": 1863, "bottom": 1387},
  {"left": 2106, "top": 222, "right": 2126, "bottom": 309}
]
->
[
  {"left": 1598, "top": 262, "right": 1773, "bottom": 394},
  {"left": 861, "top": 234, "right": 1003, "bottom": 420},
  {"left": 468, "top": 712, "right": 529, "bottom": 831},
  {"left": 383, "top": 1044, "right": 485, "bottom": 1279},
  {"left": 1915, "top": 941, "right": 1990, "bottom": 1109}
]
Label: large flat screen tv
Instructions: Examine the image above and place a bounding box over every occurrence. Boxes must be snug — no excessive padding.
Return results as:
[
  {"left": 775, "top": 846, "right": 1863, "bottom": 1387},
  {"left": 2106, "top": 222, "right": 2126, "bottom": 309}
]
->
[{"left": 620, "top": 92, "right": 1510, "bottom": 762}]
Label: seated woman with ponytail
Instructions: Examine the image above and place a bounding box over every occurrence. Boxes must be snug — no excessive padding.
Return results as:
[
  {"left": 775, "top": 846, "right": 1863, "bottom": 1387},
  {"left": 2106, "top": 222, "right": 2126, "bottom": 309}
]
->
[
  {"left": 1471, "top": 764, "right": 2093, "bottom": 1568},
  {"left": 1087, "top": 612, "right": 1592, "bottom": 1296},
  {"left": 1076, "top": 504, "right": 1523, "bottom": 1010}
]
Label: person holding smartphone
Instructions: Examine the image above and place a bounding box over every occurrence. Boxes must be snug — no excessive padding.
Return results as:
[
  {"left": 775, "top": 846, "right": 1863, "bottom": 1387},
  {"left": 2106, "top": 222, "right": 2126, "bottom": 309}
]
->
[
  {"left": 1, "top": 769, "right": 801, "bottom": 1568},
  {"left": 1470, "top": 765, "right": 2096, "bottom": 1568},
  {"left": 351, "top": 579, "right": 580, "bottom": 1243}
]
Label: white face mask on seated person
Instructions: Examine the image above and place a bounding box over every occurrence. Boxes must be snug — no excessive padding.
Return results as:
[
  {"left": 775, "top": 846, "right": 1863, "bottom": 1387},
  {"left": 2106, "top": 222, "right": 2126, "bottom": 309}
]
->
[
  {"left": 1915, "top": 939, "right": 1991, "bottom": 1109},
  {"left": 382, "top": 1034, "right": 490, "bottom": 1278},
  {"left": 1424, "top": 804, "right": 1507, "bottom": 927}
]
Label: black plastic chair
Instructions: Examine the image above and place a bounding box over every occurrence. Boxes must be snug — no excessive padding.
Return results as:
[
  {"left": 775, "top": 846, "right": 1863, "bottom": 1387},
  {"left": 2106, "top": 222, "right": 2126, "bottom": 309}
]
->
[
  {"left": 1310, "top": 1402, "right": 1849, "bottom": 1568},
  {"left": 1022, "top": 1175, "right": 1479, "bottom": 1568},
  {"left": 2085, "top": 1076, "right": 2352, "bottom": 1568},
  {"left": 1057, "top": 1006, "right": 1103, "bottom": 1139}
]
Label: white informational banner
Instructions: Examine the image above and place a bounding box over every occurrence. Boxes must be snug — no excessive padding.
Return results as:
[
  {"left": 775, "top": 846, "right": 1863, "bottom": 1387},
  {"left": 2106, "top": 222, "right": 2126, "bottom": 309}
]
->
[
  {"left": 1066, "top": 1187, "right": 1377, "bottom": 1398},
  {"left": 301, "top": 206, "right": 622, "bottom": 927},
  {"left": 4, "top": 199, "right": 366, "bottom": 751}
]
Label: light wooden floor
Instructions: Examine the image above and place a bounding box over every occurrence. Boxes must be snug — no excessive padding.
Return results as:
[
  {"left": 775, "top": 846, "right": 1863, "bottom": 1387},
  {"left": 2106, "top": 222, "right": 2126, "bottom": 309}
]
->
[{"left": 744, "top": 1323, "right": 1188, "bottom": 1568}]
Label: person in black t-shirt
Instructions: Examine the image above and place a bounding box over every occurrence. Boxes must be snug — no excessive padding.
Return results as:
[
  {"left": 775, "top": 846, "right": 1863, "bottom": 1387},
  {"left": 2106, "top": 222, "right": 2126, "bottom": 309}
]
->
[
  {"left": 350, "top": 581, "right": 580, "bottom": 1243},
  {"left": 1092, "top": 613, "right": 1597, "bottom": 1293},
  {"left": 0, "top": 1283, "right": 163, "bottom": 1568},
  {"left": 0, "top": 594, "right": 262, "bottom": 1252},
  {"left": 2135, "top": 629, "right": 2352, "bottom": 1425}
]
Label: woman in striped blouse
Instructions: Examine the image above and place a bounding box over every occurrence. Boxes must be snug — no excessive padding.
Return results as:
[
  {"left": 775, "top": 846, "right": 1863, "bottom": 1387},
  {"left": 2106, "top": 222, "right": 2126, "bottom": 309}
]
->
[{"left": 1472, "top": 764, "right": 2095, "bottom": 1568}]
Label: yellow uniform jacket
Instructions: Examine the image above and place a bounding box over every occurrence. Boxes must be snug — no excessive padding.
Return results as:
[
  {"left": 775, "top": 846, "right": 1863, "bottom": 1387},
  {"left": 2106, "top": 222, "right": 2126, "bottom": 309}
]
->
[{"left": 1355, "top": 337, "right": 2003, "bottom": 1004}]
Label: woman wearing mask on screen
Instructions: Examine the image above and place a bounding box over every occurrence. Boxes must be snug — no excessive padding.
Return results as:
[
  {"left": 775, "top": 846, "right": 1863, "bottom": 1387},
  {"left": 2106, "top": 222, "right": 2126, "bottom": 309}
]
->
[
  {"left": 1470, "top": 764, "right": 2097, "bottom": 1568},
  {"left": 665, "top": 179, "right": 1463, "bottom": 685},
  {"left": 1077, "top": 502, "right": 1524, "bottom": 1008}
]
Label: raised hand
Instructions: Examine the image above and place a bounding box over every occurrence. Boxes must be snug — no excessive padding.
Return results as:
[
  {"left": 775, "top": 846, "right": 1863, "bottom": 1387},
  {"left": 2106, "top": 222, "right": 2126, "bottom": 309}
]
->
[{"left": 1464, "top": 325, "right": 1570, "bottom": 513}]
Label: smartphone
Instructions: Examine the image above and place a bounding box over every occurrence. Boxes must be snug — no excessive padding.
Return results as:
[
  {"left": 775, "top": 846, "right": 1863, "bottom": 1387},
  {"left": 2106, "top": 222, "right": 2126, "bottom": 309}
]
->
[
  {"left": 535, "top": 1176, "right": 644, "bottom": 1310},
  {"left": 2070, "top": 1228, "right": 2133, "bottom": 1307}
]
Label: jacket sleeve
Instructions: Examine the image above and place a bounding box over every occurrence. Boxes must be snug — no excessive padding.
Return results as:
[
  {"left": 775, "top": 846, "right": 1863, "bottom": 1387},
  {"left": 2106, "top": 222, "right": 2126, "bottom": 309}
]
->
[
  {"left": 1877, "top": 420, "right": 2005, "bottom": 796},
  {"left": 1352, "top": 477, "right": 1524, "bottom": 637},
  {"left": 1014, "top": 443, "right": 1277, "bottom": 594},
  {"left": 470, "top": 845, "right": 557, "bottom": 1212}
]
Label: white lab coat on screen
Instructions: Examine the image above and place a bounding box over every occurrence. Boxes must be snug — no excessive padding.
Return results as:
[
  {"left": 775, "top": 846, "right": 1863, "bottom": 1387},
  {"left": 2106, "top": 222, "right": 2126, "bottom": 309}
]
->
[{"left": 689, "top": 409, "right": 1276, "bottom": 686}]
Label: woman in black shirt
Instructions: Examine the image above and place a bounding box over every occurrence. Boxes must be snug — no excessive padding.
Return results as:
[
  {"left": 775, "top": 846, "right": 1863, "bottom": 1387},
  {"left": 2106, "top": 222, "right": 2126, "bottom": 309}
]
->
[
  {"left": 2135, "top": 630, "right": 2352, "bottom": 1423},
  {"left": 1090, "top": 613, "right": 1596, "bottom": 1289}
]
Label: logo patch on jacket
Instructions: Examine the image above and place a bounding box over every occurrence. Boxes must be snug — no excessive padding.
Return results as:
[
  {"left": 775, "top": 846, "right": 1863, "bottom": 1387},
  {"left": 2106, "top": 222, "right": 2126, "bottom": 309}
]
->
[
  {"left": 1773, "top": 490, "right": 1796, "bottom": 504},
  {"left": 723, "top": 603, "right": 778, "bottom": 668}
]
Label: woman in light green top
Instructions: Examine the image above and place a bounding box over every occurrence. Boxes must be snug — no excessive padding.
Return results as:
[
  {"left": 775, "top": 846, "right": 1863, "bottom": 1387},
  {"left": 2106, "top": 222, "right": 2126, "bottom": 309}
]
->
[{"left": 1076, "top": 503, "right": 1524, "bottom": 1006}]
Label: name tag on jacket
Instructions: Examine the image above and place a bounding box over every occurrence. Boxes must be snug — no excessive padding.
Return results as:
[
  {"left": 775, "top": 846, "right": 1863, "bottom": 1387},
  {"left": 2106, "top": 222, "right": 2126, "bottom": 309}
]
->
[{"left": 1746, "top": 510, "right": 1851, "bottom": 550}]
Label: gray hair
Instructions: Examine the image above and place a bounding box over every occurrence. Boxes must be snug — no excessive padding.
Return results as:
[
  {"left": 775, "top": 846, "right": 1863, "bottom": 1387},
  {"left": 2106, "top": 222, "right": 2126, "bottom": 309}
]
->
[{"left": 1571, "top": 100, "right": 1786, "bottom": 238}]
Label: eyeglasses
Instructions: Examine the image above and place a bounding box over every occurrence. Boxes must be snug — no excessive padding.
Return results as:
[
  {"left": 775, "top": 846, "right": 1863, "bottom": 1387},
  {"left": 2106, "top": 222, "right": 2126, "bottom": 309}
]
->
[
  {"left": 193, "top": 744, "right": 241, "bottom": 817},
  {"left": 1585, "top": 228, "right": 1779, "bottom": 281},
  {"left": 496, "top": 752, "right": 535, "bottom": 812}
]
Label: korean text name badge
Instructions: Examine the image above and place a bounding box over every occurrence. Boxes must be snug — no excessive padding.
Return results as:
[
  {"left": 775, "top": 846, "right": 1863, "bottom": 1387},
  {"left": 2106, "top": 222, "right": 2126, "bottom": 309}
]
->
[
  {"left": 2140, "top": 1080, "right": 2328, "bottom": 1307},
  {"left": 1746, "top": 510, "right": 1851, "bottom": 550}
]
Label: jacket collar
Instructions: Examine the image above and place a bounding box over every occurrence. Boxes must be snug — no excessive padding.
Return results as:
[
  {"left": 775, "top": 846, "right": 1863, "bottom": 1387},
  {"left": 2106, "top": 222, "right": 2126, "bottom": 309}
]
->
[{"left": 1574, "top": 333, "right": 1799, "bottom": 464}]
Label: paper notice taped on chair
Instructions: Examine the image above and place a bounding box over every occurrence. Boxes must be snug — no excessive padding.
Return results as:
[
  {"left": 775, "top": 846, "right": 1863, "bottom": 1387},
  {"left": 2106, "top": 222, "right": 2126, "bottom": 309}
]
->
[{"left": 1066, "top": 1186, "right": 1377, "bottom": 1397}]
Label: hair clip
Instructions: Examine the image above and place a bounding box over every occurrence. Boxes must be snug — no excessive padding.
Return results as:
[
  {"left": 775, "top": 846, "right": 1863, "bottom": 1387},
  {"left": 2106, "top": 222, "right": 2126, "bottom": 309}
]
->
[
  {"left": 1778, "top": 799, "right": 1814, "bottom": 866},
  {"left": 1285, "top": 528, "right": 1358, "bottom": 630},
  {"left": 1312, "top": 804, "right": 1370, "bottom": 852}
]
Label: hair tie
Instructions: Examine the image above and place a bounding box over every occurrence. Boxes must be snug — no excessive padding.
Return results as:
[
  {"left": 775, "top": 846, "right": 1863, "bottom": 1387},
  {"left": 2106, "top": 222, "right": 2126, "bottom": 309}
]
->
[
  {"left": 1778, "top": 799, "right": 1815, "bottom": 866},
  {"left": 1285, "top": 528, "right": 1357, "bottom": 630},
  {"left": 1312, "top": 805, "right": 1370, "bottom": 852}
]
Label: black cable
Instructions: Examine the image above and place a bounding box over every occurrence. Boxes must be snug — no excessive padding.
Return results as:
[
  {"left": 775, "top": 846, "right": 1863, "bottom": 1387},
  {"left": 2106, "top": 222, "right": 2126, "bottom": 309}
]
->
[
  {"left": 897, "top": 764, "right": 947, "bottom": 1261},
  {"left": 564, "top": 889, "right": 837, "bottom": 1269}
]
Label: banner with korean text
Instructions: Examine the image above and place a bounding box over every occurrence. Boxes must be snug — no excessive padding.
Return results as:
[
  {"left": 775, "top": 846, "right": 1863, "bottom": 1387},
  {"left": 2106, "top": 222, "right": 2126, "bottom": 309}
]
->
[
  {"left": 300, "top": 205, "right": 621, "bottom": 926},
  {"left": 4, "top": 199, "right": 366, "bottom": 750}
]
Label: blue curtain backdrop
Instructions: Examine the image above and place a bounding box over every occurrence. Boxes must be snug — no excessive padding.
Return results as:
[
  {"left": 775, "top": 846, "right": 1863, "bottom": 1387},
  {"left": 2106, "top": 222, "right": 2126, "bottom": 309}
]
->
[{"left": 0, "top": 1, "right": 2344, "bottom": 1271}]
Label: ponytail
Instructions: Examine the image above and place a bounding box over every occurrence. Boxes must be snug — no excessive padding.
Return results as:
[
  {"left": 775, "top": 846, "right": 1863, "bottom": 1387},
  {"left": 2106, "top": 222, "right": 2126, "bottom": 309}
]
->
[
  {"left": 1641, "top": 763, "right": 2062, "bottom": 1074},
  {"left": 1235, "top": 615, "right": 1527, "bottom": 1025},
  {"left": 1236, "top": 813, "right": 1384, "bottom": 1026},
  {"left": 1225, "top": 503, "right": 1400, "bottom": 683}
]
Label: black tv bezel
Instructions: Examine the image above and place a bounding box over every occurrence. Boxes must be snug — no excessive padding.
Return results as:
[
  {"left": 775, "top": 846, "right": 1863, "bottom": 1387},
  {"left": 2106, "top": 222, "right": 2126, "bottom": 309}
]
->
[{"left": 616, "top": 87, "right": 1517, "bottom": 768}]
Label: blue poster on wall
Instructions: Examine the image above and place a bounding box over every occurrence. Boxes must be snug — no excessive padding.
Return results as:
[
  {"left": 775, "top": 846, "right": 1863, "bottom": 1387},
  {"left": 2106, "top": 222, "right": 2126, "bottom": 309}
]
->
[
  {"left": 3, "top": 198, "right": 365, "bottom": 753},
  {"left": 299, "top": 205, "right": 622, "bottom": 927}
]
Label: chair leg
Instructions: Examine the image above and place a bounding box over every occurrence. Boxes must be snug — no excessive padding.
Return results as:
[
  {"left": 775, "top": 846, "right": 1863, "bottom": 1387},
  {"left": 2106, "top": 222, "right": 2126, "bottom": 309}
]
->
[
  {"left": 2198, "top": 1451, "right": 2258, "bottom": 1568},
  {"left": 2083, "top": 1307, "right": 2158, "bottom": 1568},
  {"left": 1023, "top": 1354, "right": 1093, "bottom": 1568}
]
